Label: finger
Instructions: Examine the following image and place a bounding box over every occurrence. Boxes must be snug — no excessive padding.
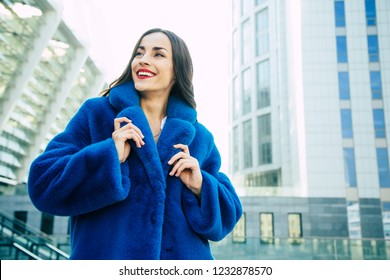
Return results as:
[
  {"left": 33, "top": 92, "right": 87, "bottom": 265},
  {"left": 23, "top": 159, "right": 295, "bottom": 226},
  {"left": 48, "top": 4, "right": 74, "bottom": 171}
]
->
[
  {"left": 168, "top": 152, "right": 187, "bottom": 165},
  {"left": 125, "top": 123, "right": 144, "bottom": 138},
  {"left": 169, "top": 158, "right": 185, "bottom": 176},
  {"left": 173, "top": 144, "right": 190, "bottom": 155},
  {"left": 172, "top": 160, "right": 193, "bottom": 176},
  {"left": 114, "top": 117, "right": 132, "bottom": 131},
  {"left": 126, "top": 130, "right": 145, "bottom": 147},
  {"left": 129, "top": 128, "right": 145, "bottom": 145},
  {"left": 113, "top": 130, "right": 145, "bottom": 147},
  {"left": 117, "top": 123, "right": 144, "bottom": 141}
]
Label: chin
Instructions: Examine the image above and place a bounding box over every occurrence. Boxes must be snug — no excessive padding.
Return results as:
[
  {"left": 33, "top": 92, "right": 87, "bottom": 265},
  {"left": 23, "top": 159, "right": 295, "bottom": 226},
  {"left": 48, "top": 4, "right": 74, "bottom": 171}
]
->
[{"left": 133, "top": 82, "right": 149, "bottom": 92}]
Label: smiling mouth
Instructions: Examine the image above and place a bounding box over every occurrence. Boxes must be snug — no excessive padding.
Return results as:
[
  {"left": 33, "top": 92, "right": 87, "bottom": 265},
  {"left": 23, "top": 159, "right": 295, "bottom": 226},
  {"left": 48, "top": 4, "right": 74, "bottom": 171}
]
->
[{"left": 136, "top": 69, "right": 156, "bottom": 79}]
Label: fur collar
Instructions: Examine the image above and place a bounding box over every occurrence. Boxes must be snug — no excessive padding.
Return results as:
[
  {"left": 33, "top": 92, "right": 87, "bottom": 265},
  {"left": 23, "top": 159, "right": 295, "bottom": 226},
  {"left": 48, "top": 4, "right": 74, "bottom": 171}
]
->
[
  {"left": 109, "top": 81, "right": 197, "bottom": 123},
  {"left": 108, "top": 81, "right": 197, "bottom": 190}
]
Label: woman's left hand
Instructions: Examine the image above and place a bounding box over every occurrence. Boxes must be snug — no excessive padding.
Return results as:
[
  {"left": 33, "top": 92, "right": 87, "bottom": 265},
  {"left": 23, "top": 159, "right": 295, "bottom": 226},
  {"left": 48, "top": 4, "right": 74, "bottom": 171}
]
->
[{"left": 168, "top": 144, "right": 203, "bottom": 198}]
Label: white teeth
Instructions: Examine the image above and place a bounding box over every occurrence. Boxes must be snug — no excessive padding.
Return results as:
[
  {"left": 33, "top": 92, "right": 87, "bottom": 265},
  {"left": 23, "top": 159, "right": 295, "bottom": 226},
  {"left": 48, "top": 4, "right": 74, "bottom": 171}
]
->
[{"left": 138, "top": 71, "right": 154, "bottom": 77}]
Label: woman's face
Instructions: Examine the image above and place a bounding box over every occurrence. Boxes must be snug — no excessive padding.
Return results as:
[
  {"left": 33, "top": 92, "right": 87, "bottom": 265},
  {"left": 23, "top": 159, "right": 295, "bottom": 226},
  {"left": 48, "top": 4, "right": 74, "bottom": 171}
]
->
[{"left": 131, "top": 32, "right": 175, "bottom": 96}]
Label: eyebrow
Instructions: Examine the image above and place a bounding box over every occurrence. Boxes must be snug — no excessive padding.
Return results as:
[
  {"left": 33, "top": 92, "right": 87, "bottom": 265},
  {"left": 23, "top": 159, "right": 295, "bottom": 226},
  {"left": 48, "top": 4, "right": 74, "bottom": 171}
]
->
[{"left": 137, "top": 46, "right": 169, "bottom": 52}]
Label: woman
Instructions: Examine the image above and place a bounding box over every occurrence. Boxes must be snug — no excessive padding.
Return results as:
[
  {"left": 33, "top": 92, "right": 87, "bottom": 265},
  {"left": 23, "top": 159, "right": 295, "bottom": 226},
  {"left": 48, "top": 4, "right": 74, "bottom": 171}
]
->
[{"left": 28, "top": 28, "right": 242, "bottom": 260}]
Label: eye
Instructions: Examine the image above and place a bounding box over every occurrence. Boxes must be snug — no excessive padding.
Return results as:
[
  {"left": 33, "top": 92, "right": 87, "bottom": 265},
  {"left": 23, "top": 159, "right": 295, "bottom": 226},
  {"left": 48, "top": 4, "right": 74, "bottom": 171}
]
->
[
  {"left": 155, "top": 52, "right": 164, "bottom": 57},
  {"left": 135, "top": 51, "right": 143, "bottom": 57}
]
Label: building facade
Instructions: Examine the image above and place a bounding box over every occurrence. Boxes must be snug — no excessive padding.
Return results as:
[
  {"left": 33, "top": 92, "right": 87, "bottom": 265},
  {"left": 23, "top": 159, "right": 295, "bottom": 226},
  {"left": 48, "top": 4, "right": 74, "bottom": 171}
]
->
[
  {"left": 226, "top": 0, "right": 390, "bottom": 259},
  {"left": 0, "top": 0, "right": 104, "bottom": 241}
]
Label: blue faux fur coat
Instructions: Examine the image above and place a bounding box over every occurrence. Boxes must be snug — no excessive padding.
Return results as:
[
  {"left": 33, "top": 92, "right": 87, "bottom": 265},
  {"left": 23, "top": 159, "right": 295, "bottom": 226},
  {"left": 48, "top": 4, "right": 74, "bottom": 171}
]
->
[{"left": 28, "top": 81, "right": 242, "bottom": 260}]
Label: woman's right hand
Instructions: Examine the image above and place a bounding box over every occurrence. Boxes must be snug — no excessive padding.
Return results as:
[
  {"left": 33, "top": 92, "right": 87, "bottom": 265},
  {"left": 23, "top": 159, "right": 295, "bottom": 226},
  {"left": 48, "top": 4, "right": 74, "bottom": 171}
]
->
[{"left": 112, "top": 117, "right": 145, "bottom": 163}]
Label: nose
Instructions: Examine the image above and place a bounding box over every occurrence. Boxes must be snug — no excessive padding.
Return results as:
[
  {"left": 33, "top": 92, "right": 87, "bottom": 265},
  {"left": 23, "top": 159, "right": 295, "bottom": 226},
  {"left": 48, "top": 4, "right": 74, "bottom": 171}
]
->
[{"left": 138, "top": 53, "right": 151, "bottom": 65}]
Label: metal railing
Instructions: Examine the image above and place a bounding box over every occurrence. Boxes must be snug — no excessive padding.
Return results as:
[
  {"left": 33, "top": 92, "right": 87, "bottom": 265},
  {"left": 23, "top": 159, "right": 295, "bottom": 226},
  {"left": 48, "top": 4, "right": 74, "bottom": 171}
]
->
[
  {"left": 0, "top": 210, "right": 69, "bottom": 260},
  {"left": 211, "top": 236, "right": 390, "bottom": 260},
  {"left": 13, "top": 242, "right": 42, "bottom": 260}
]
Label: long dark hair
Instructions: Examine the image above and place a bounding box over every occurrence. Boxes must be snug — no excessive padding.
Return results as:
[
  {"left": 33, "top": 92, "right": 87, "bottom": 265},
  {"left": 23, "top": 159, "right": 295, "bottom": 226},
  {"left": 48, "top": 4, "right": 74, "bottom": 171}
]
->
[{"left": 100, "top": 28, "right": 196, "bottom": 108}]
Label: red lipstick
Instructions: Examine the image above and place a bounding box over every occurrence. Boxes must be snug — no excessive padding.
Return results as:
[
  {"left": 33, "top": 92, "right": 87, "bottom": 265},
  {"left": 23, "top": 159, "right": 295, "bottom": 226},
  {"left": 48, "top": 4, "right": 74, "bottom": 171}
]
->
[{"left": 136, "top": 68, "right": 156, "bottom": 79}]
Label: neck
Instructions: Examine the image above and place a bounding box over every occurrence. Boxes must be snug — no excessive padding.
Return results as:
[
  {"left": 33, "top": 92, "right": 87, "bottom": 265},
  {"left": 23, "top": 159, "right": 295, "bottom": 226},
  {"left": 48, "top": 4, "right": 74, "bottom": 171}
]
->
[
  {"left": 140, "top": 94, "right": 168, "bottom": 121},
  {"left": 140, "top": 94, "right": 168, "bottom": 142}
]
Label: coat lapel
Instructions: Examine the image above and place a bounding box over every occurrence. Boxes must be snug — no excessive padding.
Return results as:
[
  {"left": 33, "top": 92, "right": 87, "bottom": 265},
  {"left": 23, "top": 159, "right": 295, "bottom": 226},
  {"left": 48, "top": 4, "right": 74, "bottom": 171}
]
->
[
  {"left": 116, "top": 106, "right": 166, "bottom": 192},
  {"left": 157, "top": 118, "right": 196, "bottom": 178},
  {"left": 108, "top": 81, "right": 197, "bottom": 190}
]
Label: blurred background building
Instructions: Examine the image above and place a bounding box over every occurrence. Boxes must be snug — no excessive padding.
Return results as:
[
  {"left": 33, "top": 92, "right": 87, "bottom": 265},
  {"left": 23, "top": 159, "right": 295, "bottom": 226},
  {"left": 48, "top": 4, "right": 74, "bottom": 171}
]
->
[
  {"left": 0, "top": 0, "right": 389, "bottom": 260},
  {"left": 0, "top": 0, "right": 104, "bottom": 259}
]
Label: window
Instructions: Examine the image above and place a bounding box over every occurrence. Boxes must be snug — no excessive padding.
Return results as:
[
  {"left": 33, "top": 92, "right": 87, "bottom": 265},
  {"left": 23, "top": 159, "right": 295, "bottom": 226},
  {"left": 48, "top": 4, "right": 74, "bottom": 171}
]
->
[
  {"left": 41, "top": 212, "right": 54, "bottom": 235},
  {"left": 343, "top": 148, "right": 357, "bottom": 187},
  {"left": 255, "top": 9, "right": 269, "bottom": 57},
  {"left": 370, "top": 71, "right": 382, "bottom": 99},
  {"left": 336, "top": 36, "right": 348, "bottom": 63},
  {"left": 243, "top": 120, "right": 253, "bottom": 168},
  {"left": 241, "top": 0, "right": 250, "bottom": 17},
  {"left": 245, "top": 170, "right": 280, "bottom": 187},
  {"left": 232, "top": 77, "right": 240, "bottom": 119},
  {"left": 347, "top": 201, "right": 362, "bottom": 239},
  {"left": 288, "top": 213, "right": 302, "bottom": 244},
  {"left": 232, "top": 31, "right": 239, "bottom": 73},
  {"left": 255, "top": 0, "right": 267, "bottom": 5},
  {"left": 383, "top": 202, "right": 390, "bottom": 240},
  {"left": 242, "top": 68, "right": 251, "bottom": 115},
  {"left": 367, "top": 35, "right": 379, "bottom": 62},
  {"left": 13, "top": 211, "right": 27, "bottom": 234},
  {"left": 232, "top": 213, "right": 246, "bottom": 243},
  {"left": 365, "top": 0, "right": 377, "bottom": 26},
  {"left": 260, "top": 213, "right": 274, "bottom": 244},
  {"left": 340, "top": 109, "right": 353, "bottom": 138},
  {"left": 233, "top": 126, "right": 239, "bottom": 172},
  {"left": 373, "top": 109, "right": 386, "bottom": 138},
  {"left": 376, "top": 148, "right": 390, "bottom": 188},
  {"left": 338, "top": 72, "right": 350, "bottom": 100},
  {"left": 232, "top": 0, "right": 240, "bottom": 26},
  {"left": 257, "top": 60, "right": 270, "bottom": 109},
  {"left": 334, "top": 0, "right": 346, "bottom": 27},
  {"left": 258, "top": 114, "right": 271, "bottom": 136},
  {"left": 261, "top": 143, "right": 272, "bottom": 165},
  {"left": 258, "top": 114, "right": 272, "bottom": 165},
  {"left": 241, "top": 20, "right": 251, "bottom": 65}
]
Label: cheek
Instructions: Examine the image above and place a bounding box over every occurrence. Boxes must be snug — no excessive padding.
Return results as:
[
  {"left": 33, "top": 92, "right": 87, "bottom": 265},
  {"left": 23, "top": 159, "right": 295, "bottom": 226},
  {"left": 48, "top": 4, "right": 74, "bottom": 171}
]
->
[
  {"left": 166, "top": 65, "right": 175, "bottom": 81},
  {"left": 130, "top": 61, "right": 137, "bottom": 77}
]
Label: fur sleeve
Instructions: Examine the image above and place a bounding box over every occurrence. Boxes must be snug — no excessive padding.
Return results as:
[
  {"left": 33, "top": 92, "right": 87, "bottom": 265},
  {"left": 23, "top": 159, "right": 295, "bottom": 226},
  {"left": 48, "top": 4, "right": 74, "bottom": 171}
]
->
[
  {"left": 28, "top": 100, "right": 130, "bottom": 216},
  {"left": 182, "top": 142, "right": 242, "bottom": 241}
]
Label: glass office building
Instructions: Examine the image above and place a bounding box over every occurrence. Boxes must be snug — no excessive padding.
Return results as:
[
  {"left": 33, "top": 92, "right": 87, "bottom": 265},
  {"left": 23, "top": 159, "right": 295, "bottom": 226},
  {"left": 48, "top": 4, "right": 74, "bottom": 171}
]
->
[{"left": 219, "top": 0, "right": 390, "bottom": 259}]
